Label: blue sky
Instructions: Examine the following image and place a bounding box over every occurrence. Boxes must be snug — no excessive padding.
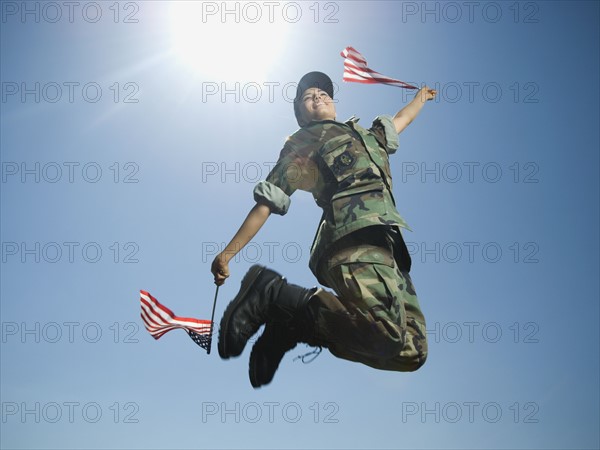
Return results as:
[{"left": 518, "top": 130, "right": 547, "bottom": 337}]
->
[{"left": 1, "top": 1, "right": 598, "bottom": 449}]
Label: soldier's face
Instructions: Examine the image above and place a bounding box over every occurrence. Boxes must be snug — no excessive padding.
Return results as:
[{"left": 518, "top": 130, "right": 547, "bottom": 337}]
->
[{"left": 299, "top": 87, "right": 336, "bottom": 125}]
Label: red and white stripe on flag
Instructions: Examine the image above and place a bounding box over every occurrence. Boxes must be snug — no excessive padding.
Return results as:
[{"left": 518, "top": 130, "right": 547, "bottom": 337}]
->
[
  {"left": 140, "top": 290, "right": 212, "bottom": 340},
  {"left": 341, "top": 46, "right": 418, "bottom": 89}
]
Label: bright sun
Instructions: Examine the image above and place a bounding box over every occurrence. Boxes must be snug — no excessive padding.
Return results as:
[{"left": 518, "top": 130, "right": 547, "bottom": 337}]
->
[{"left": 169, "top": 2, "right": 289, "bottom": 82}]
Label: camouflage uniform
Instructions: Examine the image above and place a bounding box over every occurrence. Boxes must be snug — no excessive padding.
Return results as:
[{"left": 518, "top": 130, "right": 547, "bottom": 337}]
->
[{"left": 253, "top": 116, "right": 427, "bottom": 371}]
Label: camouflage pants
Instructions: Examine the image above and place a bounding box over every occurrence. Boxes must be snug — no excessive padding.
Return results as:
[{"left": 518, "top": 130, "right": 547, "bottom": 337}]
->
[{"left": 310, "top": 226, "right": 428, "bottom": 371}]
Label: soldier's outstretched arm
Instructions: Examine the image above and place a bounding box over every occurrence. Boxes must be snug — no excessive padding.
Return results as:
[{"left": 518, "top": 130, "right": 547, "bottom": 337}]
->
[
  {"left": 211, "top": 202, "right": 271, "bottom": 285},
  {"left": 392, "top": 86, "right": 437, "bottom": 134}
]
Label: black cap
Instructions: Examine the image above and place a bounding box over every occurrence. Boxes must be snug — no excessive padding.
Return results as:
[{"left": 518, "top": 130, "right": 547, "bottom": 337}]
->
[{"left": 294, "top": 71, "right": 334, "bottom": 126}]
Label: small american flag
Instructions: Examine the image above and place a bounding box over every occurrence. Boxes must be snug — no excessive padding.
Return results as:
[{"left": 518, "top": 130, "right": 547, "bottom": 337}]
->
[
  {"left": 341, "top": 46, "right": 418, "bottom": 90},
  {"left": 140, "top": 290, "right": 213, "bottom": 352}
]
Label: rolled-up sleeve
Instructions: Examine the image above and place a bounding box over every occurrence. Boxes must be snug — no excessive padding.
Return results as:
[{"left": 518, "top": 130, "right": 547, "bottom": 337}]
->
[
  {"left": 253, "top": 142, "right": 299, "bottom": 216},
  {"left": 253, "top": 180, "right": 291, "bottom": 215},
  {"left": 370, "top": 114, "right": 399, "bottom": 154}
]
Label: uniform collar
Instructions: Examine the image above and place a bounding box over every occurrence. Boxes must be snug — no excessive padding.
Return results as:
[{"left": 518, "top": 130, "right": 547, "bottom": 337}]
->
[{"left": 303, "top": 116, "right": 360, "bottom": 128}]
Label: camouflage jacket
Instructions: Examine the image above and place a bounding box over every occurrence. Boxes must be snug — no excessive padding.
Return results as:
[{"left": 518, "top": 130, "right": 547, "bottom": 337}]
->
[{"left": 253, "top": 115, "right": 411, "bottom": 281}]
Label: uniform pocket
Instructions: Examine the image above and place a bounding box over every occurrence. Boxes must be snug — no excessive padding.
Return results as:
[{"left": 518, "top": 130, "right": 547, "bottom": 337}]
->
[
  {"left": 330, "top": 186, "right": 387, "bottom": 227},
  {"left": 325, "top": 241, "right": 395, "bottom": 270},
  {"left": 320, "top": 134, "right": 356, "bottom": 181},
  {"left": 331, "top": 184, "right": 384, "bottom": 200}
]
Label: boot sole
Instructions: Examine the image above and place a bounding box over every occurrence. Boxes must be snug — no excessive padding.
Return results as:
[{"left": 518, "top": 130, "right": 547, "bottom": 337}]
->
[
  {"left": 249, "top": 330, "right": 274, "bottom": 389},
  {"left": 218, "top": 264, "right": 266, "bottom": 359},
  {"left": 248, "top": 338, "right": 265, "bottom": 388}
]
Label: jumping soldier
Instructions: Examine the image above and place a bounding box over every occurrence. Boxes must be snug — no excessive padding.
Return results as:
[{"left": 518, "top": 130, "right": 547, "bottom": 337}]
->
[{"left": 211, "top": 71, "right": 436, "bottom": 388}]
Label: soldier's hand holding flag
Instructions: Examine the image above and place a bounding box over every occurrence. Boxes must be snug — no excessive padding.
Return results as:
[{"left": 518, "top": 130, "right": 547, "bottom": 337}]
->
[{"left": 211, "top": 254, "right": 230, "bottom": 286}]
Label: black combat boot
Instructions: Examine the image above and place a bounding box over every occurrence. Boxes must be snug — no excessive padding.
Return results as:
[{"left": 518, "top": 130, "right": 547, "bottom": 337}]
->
[
  {"left": 249, "top": 294, "right": 321, "bottom": 388},
  {"left": 248, "top": 321, "right": 301, "bottom": 388},
  {"left": 218, "top": 265, "right": 315, "bottom": 359}
]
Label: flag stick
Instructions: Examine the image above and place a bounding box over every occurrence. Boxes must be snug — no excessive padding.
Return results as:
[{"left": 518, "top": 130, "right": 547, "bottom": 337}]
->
[{"left": 207, "top": 285, "right": 220, "bottom": 354}]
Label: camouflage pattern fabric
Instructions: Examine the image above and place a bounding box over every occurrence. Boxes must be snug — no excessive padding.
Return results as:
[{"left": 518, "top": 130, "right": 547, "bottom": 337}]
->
[{"left": 308, "top": 225, "right": 427, "bottom": 371}]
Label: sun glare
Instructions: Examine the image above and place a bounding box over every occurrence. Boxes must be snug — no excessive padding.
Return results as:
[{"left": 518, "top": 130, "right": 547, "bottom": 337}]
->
[{"left": 169, "top": 2, "right": 289, "bottom": 82}]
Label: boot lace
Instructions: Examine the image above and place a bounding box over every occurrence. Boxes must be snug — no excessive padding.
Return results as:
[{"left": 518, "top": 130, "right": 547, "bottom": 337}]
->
[{"left": 293, "top": 346, "right": 322, "bottom": 364}]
